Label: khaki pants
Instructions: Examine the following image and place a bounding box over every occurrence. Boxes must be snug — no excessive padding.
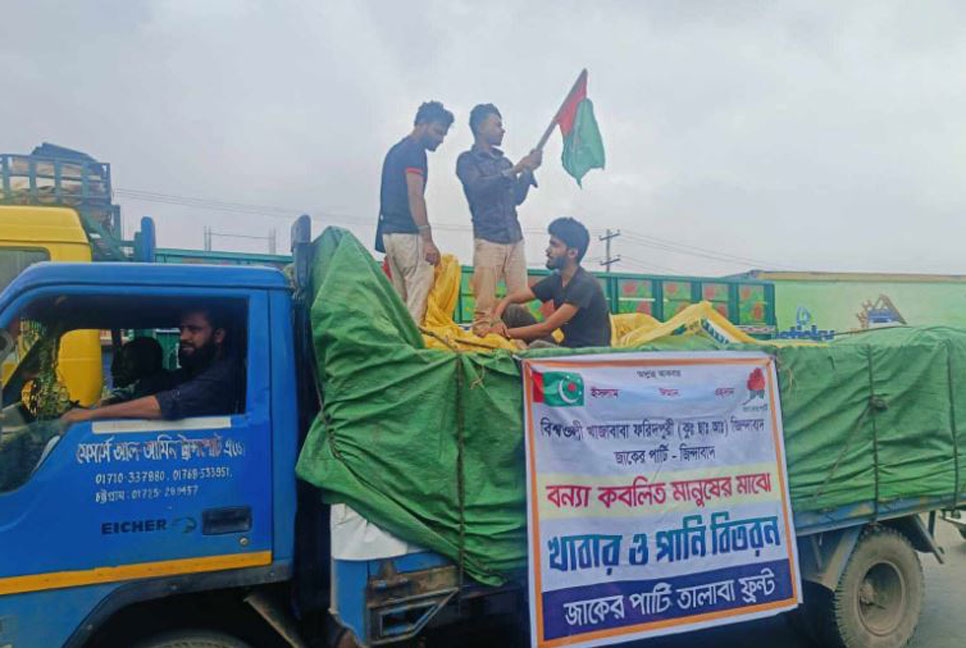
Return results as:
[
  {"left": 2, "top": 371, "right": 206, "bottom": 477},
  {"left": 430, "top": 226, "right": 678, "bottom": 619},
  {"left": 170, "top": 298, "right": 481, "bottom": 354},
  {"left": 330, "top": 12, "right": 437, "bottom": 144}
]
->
[
  {"left": 472, "top": 238, "right": 527, "bottom": 335},
  {"left": 382, "top": 233, "right": 434, "bottom": 324}
]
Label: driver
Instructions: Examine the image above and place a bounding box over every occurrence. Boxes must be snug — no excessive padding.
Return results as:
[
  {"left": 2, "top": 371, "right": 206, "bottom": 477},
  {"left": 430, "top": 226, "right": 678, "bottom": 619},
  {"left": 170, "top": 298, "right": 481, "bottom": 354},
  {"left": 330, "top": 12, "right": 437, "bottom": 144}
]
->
[{"left": 60, "top": 308, "right": 242, "bottom": 424}]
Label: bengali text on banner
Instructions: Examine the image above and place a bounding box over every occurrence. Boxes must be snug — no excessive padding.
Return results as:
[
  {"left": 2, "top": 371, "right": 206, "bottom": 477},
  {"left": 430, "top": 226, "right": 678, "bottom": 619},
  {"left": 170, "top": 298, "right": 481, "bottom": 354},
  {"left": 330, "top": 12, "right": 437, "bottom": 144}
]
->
[{"left": 522, "top": 351, "right": 801, "bottom": 647}]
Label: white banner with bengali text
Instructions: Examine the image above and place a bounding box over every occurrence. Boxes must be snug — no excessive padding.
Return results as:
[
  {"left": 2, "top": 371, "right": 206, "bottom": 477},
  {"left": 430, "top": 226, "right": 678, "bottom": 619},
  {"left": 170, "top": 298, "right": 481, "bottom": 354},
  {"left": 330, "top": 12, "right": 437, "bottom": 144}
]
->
[{"left": 521, "top": 351, "right": 801, "bottom": 648}]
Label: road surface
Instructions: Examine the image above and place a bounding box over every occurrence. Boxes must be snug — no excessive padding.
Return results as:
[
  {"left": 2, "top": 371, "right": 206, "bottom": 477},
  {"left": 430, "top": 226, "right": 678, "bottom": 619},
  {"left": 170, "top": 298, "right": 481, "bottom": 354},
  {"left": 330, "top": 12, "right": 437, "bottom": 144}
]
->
[{"left": 636, "top": 517, "right": 964, "bottom": 647}]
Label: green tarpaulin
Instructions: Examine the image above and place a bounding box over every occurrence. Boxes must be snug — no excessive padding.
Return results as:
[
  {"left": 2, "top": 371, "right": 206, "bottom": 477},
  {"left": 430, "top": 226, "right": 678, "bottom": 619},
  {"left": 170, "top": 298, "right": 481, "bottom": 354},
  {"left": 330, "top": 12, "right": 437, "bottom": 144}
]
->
[{"left": 296, "top": 228, "right": 966, "bottom": 586}]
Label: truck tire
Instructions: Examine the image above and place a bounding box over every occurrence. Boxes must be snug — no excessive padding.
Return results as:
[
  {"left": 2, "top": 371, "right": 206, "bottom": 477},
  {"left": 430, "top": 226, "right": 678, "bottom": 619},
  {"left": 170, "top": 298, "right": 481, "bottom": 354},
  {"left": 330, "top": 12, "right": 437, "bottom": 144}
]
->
[
  {"left": 812, "top": 526, "right": 923, "bottom": 648},
  {"left": 133, "top": 629, "right": 253, "bottom": 648}
]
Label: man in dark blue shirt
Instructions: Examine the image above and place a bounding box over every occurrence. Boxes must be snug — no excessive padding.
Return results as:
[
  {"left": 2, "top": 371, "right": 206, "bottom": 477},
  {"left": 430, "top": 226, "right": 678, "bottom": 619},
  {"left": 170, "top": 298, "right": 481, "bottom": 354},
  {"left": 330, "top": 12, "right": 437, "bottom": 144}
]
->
[
  {"left": 61, "top": 308, "right": 242, "bottom": 424},
  {"left": 456, "top": 104, "right": 542, "bottom": 335},
  {"left": 376, "top": 101, "right": 454, "bottom": 323}
]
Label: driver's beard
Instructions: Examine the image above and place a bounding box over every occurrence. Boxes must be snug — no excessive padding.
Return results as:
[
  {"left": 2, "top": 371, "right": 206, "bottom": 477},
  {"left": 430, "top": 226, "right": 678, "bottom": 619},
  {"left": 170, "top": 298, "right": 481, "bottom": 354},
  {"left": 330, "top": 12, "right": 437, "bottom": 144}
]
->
[{"left": 178, "top": 339, "right": 217, "bottom": 373}]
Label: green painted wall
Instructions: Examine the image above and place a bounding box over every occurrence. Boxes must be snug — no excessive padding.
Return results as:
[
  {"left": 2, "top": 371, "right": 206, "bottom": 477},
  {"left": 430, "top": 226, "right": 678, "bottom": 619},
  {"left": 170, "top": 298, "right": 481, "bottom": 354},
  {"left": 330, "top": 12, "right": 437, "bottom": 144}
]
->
[{"left": 773, "top": 280, "right": 966, "bottom": 340}]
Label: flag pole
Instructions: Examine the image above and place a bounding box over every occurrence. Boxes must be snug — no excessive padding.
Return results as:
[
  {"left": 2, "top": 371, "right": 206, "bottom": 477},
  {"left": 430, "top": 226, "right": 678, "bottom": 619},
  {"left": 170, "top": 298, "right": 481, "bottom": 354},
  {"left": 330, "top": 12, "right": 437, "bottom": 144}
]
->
[{"left": 535, "top": 68, "right": 588, "bottom": 151}]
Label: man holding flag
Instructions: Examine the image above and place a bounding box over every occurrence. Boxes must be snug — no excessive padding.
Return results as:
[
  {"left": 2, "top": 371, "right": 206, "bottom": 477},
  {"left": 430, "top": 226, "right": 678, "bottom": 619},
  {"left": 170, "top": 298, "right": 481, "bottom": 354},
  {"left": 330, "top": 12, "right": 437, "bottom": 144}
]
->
[
  {"left": 457, "top": 103, "right": 543, "bottom": 336},
  {"left": 457, "top": 70, "right": 605, "bottom": 338}
]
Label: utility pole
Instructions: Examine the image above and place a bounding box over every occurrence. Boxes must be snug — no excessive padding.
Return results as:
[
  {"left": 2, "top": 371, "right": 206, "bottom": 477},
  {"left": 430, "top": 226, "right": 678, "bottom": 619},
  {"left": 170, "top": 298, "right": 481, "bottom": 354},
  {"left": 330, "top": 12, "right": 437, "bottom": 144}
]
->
[
  {"left": 203, "top": 227, "right": 279, "bottom": 254},
  {"left": 599, "top": 228, "right": 621, "bottom": 270}
]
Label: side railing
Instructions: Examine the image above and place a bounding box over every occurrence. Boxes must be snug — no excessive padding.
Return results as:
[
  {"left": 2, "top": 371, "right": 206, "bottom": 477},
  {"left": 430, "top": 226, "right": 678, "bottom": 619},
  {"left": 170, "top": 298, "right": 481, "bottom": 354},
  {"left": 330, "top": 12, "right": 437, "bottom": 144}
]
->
[{"left": 0, "top": 152, "right": 125, "bottom": 260}]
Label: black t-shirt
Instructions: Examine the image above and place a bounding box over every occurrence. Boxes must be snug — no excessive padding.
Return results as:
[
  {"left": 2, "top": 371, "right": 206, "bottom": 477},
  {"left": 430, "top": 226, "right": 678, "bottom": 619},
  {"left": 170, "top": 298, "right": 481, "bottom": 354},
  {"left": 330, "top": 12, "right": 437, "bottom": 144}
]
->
[
  {"left": 531, "top": 268, "right": 612, "bottom": 348},
  {"left": 376, "top": 136, "right": 427, "bottom": 248}
]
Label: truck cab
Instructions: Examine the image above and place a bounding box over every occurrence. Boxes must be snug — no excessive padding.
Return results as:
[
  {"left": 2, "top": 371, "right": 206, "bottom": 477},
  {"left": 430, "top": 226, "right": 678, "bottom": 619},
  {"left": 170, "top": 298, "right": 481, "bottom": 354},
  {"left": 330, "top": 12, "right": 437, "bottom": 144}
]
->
[
  {"left": 0, "top": 244, "right": 521, "bottom": 647},
  {"left": 0, "top": 262, "right": 298, "bottom": 647}
]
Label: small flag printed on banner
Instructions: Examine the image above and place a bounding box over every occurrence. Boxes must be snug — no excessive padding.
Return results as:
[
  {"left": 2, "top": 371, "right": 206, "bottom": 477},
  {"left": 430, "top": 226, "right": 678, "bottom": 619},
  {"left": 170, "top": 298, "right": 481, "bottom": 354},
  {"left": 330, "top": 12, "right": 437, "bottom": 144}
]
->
[{"left": 532, "top": 371, "right": 584, "bottom": 407}]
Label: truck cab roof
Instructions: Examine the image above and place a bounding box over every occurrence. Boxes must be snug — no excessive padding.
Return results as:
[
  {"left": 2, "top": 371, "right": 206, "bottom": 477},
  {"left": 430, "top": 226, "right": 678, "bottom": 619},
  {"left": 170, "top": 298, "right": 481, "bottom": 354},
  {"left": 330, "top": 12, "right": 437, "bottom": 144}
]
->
[{"left": 1, "top": 261, "right": 290, "bottom": 306}]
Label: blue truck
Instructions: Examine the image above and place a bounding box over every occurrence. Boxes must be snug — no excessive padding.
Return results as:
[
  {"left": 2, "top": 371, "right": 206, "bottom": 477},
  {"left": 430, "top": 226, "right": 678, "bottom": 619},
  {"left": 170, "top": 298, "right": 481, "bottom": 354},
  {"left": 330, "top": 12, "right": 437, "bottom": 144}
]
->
[{"left": 0, "top": 216, "right": 953, "bottom": 648}]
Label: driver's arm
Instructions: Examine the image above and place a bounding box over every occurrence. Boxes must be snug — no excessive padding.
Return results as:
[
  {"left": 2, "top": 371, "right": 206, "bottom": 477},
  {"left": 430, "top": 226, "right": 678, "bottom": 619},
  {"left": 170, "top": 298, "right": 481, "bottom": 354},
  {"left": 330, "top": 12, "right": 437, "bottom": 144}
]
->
[{"left": 61, "top": 395, "right": 162, "bottom": 425}]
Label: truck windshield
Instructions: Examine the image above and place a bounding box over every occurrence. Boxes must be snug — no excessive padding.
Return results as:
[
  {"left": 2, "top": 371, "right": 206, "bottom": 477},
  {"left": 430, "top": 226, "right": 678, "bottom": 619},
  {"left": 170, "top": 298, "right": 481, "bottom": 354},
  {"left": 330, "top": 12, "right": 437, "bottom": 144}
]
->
[
  {"left": 0, "top": 320, "right": 64, "bottom": 492},
  {"left": 0, "top": 249, "right": 50, "bottom": 291}
]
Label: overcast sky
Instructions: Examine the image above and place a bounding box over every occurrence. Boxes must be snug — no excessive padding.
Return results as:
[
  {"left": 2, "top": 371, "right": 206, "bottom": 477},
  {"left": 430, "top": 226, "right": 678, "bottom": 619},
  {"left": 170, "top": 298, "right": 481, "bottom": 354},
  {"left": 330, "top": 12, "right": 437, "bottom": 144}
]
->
[{"left": 4, "top": 1, "right": 966, "bottom": 276}]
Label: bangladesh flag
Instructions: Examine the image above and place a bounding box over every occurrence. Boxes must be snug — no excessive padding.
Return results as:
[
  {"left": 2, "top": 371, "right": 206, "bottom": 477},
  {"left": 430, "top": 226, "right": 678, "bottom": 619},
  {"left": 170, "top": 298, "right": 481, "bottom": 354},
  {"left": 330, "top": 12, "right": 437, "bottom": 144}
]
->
[
  {"left": 532, "top": 371, "right": 584, "bottom": 407},
  {"left": 556, "top": 70, "right": 605, "bottom": 186}
]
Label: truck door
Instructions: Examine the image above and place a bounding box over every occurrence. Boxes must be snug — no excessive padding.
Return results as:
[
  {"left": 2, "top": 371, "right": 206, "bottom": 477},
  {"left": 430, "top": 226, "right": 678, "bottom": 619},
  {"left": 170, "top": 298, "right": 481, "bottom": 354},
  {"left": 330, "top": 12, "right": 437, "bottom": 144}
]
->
[{"left": 0, "top": 286, "right": 274, "bottom": 648}]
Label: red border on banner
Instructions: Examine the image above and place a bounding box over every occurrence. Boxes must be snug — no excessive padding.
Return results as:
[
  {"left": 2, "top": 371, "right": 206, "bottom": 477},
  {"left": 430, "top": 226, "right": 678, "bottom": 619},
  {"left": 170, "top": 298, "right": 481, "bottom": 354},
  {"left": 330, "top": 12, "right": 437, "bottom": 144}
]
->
[{"left": 523, "top": 355, "right": 799, "bottom": 648}]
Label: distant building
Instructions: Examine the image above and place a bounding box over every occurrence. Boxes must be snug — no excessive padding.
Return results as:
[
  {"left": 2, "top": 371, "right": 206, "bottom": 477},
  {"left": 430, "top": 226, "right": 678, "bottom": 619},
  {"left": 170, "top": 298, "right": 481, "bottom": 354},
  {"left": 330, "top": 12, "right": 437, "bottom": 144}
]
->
[{"left": 732, "top": 270, "right": 966, "bottom": 340}]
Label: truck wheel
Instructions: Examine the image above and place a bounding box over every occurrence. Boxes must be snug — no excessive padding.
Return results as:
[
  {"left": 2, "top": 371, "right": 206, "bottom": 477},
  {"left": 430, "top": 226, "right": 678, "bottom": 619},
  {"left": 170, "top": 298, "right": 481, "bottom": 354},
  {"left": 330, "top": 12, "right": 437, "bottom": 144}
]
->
[
  {"left": 814, "top": 526, "right": 923, "bottom": 648},
  {"left": 133, "top": 629, "right": 253, "bottom": 648}
]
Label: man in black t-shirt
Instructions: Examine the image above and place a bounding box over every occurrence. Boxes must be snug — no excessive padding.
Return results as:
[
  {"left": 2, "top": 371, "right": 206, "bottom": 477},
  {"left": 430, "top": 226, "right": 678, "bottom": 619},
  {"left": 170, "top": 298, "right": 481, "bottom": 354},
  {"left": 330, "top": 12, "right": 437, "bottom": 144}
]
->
[
  {"left": 490, "top": 217, "right": 611, "bottom": 348},
  {"left": 376, "top": 101, "right": 454, "bottom": 323}
]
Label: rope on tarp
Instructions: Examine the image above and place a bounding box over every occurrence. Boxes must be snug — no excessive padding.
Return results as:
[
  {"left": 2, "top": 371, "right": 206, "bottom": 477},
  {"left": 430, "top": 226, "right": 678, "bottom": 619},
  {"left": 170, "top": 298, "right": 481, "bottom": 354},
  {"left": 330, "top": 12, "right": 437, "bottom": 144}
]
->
[
  {"left": 946, "top": 341, "right": 961, "bottom": 507},
  {"left": 866, "top": 347, "right": 884, "bottom": 520},
  {"left": 809, "top": 347, "right": 890, "bottom": 512},
  {"left": 454, "top": 354, "right": 467, "bottom": 609},
  {"left": 810, "top": 401, "right": 872, "bottom": 505}
]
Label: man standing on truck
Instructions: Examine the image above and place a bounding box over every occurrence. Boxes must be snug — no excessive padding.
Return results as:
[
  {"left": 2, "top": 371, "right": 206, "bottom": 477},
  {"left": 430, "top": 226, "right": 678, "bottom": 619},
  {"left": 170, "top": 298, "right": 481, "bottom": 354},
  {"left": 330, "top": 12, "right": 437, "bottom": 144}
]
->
[
  {"left": 376, "top": 101, "right": 455, "bottom": 323},
  {"left": 488, "top": 217, "right": 611, "bottom": 348},
  {"left": 60, "top": 307, "right": 241, "bottom": 423},
  {"left": 456, "top": 103, "right": 542, "bottom": 336}
]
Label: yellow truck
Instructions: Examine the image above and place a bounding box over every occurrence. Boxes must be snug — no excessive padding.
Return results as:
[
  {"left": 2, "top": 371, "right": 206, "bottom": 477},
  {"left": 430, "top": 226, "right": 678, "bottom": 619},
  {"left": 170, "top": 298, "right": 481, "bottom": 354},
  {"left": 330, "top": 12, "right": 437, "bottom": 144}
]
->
[
  {"left": 0, "top": 144, "right": 156, "bottom": 406},
  {"left": 0, "top": 204, "right": 101, "bottom": 405}
]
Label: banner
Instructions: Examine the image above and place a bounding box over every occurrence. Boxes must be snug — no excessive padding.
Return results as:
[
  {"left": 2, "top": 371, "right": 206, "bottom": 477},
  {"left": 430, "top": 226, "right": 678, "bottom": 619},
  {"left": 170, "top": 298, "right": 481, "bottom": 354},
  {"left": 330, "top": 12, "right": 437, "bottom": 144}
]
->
[{"left": 522, "top": 352, "right": 800, "bottom": 647}]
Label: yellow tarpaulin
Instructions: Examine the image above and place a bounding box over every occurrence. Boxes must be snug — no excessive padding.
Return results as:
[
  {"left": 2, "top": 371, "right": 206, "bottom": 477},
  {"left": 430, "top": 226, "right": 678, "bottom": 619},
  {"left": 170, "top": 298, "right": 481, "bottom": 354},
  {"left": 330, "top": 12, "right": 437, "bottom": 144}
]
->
[
  {"left": 419, "top": 254, "right": 815, "bottom": 351},
  {"left": 421, "top": 255, "right": 520, "bottom": 351},
  {"left": 614, "top": 301, "right": 818, "bottom": 348}
]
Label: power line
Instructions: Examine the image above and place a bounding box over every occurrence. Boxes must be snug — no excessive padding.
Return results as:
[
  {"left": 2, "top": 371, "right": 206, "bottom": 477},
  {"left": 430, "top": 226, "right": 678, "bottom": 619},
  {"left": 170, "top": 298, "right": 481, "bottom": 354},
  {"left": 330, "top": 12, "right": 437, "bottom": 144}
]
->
[
  {"left": 116, "top": 187, "right": 483, "bottom": 232},
  {"left": 116, "top": 187, "right": 558, "bottom": 238},
  {"left": 622, "top": 231, "right": 763, "bottom": 267},
  {"left": 622, "top": 237, "right": 755, "bottom": 269},
  {"left": 115, "top": 186, "right": 792, "bottom": 270},
  {"left": 621, "top": 229, "right": 796, "bottom": 271},
  {"left": 115, "top": 187, "right": 367, "bottom": 226},
  {"left": 620, "top": 255, "right": 686, "bottom": 275}
]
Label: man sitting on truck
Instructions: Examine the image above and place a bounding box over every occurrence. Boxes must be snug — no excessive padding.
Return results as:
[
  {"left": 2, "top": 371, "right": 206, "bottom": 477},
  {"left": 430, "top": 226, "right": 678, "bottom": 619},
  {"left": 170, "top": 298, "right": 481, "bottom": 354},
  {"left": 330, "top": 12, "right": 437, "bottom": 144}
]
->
[
  {"left": 60, "top": 308, "right": 242, "bottom": 424},
  {"left": 487, "top": 217, "right": 612, "bottom": 348}
]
